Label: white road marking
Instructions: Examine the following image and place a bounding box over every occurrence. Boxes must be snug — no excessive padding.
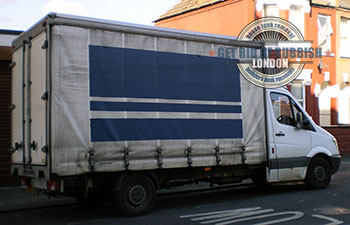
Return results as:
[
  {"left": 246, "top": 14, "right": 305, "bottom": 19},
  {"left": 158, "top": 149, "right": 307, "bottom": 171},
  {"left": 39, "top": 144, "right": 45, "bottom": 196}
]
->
[
  {"left": 312, "top": 214, "right": 344, "bottom": 225},
  {"left": 216, "top": 211, "right": 304, "bottom": 225},
  {"left": 200, "top": 209, "right": 274, "bottom": 224},
  {"left": 180, "top": 207, "right": 261, "bottom": 219},
  {"left": 181, "top": 207, "right": 346, "bottom": 225},
  {"left": 192, "top": 208, "right": 264, "bottom": 221},
  {"left": 253, "top": 212, "right": 304, "bottom": 225},
  {"left": 180, "top": 207, "right": 306, "bottom": 225}
]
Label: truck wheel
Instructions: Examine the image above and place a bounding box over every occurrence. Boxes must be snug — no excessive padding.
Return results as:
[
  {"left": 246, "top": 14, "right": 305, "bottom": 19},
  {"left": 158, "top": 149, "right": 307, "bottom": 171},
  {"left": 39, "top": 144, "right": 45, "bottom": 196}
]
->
[
  {"left": 251, "top": 172, "right": 269, "bottom": 188},
  {"left": 305, "top": 157, "right": 331, "bottom": 189},
  {"left": 115, "top": 174, "right": 156, "bottom": 216}
]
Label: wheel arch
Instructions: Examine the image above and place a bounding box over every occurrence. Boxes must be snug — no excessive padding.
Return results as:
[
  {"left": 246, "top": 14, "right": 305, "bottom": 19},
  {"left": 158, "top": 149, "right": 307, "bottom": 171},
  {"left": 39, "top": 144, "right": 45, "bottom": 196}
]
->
[
  {"left": 307, "top": 149, "right": 334, "bottom": 174},
  {"left": 307, "top": 146, "right": 332, "bottom": 159},
  {"left": 113, "top": 171, "right": 160, "bottom": 192}
]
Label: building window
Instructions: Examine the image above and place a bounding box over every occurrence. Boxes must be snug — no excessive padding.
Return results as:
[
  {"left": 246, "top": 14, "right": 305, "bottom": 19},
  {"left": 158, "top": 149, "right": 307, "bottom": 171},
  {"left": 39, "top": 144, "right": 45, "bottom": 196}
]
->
[
  {"left": 263, "top": 4, "right": 279, "bottom": 17},
  {"left": 291, "top": 81, "right": 305, "bottom": 107},
  {"left": 340, "top": 17, "right": 350, "bottom": 57},
  {"left": 289, "top": 5, "right": 304, "bottom": 36},
  {"left": 318, "top": 15, "right": 333, "bottom": 55}
]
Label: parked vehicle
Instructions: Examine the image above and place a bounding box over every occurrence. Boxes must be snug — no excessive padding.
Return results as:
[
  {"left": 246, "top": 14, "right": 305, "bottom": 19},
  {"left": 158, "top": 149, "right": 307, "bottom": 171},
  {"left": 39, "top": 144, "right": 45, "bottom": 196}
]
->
[{"left": 10, "top": 14, "right": 341, "bottom": 216}]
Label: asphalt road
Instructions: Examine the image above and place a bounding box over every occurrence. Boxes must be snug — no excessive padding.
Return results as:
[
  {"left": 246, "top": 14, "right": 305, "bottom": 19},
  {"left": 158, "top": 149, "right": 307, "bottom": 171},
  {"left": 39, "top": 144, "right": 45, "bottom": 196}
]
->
[{"left": 1, "top": 157, "right": 349, "bottom": 225}]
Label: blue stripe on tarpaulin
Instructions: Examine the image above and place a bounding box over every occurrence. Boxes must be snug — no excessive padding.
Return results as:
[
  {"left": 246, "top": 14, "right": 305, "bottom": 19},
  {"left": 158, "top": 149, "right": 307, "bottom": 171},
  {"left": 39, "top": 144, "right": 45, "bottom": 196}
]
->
[
  {"left": 90, "top": 119, "right": 243, "bottom": 142},
  {"left": 90, "top": 101, "right": 241, "bottom": 113},
  {"left": 89, "top": 46, "right": 241, "bottom": 102}
]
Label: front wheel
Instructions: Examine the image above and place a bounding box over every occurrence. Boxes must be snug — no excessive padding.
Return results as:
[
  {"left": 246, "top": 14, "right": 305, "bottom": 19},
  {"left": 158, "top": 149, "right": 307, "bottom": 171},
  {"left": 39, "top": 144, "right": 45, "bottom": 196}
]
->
[
  {"left": 305, "top": 157, "right": 332, "bottom": 189},
  {"left": 115, "top": 174, "right": 156, "bottom": 216}
]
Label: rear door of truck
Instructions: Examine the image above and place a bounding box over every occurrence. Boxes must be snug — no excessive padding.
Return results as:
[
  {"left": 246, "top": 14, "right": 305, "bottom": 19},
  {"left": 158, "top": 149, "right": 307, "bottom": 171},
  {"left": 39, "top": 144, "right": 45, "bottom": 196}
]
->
[{"left": 11, "top": 31, "right": 48, "bottom": 168}]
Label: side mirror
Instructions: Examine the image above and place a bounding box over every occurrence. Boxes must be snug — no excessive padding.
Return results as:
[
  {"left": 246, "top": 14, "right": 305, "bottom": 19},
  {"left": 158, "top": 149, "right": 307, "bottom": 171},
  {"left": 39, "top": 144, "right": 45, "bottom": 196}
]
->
[{"left": 296, "top": 112, "right": 303, "bottom": 129}]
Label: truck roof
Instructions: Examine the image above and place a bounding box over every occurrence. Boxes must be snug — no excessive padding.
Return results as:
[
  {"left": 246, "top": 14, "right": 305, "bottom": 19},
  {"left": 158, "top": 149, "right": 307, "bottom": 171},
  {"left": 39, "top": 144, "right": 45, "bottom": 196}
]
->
[{"left": 13, "top": 13, "right": 263, "bottom": 51}]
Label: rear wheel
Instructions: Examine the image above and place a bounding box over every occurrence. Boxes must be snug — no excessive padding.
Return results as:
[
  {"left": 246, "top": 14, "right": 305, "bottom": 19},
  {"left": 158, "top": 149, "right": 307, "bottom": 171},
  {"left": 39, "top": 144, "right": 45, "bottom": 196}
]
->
[
  {"left": 251, "top": 172, "right": 269, "bottom": 188},
  {"left": 305, "top": 157, "right": 332, "bottom": 189},
  {"left": 115, "top": 174, "right": 156, "bottom": 216}
]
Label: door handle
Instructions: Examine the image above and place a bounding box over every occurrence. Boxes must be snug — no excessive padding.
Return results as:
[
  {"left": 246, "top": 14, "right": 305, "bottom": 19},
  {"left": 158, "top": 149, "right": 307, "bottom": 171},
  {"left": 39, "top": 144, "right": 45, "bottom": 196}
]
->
[{"left": 275, "top": 131, "right": 285, "bottom": 137}]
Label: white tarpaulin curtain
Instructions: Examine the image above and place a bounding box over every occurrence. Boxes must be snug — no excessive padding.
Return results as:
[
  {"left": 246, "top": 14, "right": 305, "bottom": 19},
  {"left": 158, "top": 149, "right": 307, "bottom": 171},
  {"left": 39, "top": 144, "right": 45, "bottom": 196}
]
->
[{"left": 50, "top": 25, "right": 266, "bottom": 176}]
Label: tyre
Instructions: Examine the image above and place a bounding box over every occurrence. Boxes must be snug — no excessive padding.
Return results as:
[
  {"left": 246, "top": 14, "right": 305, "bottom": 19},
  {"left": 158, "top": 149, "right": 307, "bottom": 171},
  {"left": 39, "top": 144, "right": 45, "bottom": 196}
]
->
[
  {"left": 305, "top": 157, "right": 332, "bottom": 189},
  {"left": 115, "top": 174, "right": 156, "bottom": 216},
  {"left": 251, "top": 172, "right": 270, "bottom": 188}
]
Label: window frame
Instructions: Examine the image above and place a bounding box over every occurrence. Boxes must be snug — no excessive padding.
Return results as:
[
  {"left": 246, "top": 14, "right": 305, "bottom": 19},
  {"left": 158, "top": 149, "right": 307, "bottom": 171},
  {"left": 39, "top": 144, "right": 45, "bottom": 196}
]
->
[
  {"left": 270, "top": 92, "right": 315, "bottom": 131},
  {"left": 340, "top": 17, "right": 350, "bottom": 58},
  {"left": 289, "top": 5, "right": 305, "bottom": 37},
  {"left": 290, "top": 80, "right": 305, "bottom": 108},
  {"left": 263, "top": 4, "right": 279, "bottom": 17},
  {"left": 317, "top": 14, "right": 333, "bottom": 55}
]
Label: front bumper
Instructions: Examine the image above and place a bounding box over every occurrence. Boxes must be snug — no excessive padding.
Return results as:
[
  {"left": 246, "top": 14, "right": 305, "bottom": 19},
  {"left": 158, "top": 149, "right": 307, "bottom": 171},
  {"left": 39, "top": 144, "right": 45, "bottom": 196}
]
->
[{"left": 331, "top": 154, "right": 342, "bottom": 174}]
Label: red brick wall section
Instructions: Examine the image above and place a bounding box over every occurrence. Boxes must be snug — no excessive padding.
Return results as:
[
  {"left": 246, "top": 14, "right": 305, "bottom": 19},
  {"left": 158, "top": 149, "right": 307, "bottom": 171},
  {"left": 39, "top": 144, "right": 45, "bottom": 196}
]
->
[
  {"left": 324, "top": 126, "right": 350, "bottom": 155},
  {"left": 0, "top": 60, "right": 19, "bottom": 185}
]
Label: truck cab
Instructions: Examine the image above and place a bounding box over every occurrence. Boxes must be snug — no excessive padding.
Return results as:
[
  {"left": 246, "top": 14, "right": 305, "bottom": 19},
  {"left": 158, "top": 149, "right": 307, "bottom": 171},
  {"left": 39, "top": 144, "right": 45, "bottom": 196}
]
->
[{"left": 265, "top": 88, "right": 341, "bottom": 188}]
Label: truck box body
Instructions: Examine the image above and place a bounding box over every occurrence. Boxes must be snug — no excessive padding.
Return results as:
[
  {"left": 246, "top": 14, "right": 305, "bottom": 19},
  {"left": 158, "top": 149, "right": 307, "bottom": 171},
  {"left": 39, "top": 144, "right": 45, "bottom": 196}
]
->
[{"left": 11, "top": 14, "right": 266, "bottom": 178}]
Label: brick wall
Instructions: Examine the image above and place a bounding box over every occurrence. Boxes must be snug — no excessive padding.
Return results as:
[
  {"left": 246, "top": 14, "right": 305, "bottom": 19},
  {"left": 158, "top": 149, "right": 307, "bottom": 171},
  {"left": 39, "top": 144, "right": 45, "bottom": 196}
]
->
[{"left": 323, "top": 126, "right": 350, "bottom": 155}]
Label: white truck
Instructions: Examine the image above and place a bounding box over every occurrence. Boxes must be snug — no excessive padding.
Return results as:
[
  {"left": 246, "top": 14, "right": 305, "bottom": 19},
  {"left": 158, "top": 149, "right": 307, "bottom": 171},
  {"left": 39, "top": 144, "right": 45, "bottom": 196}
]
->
[{"left": 10, "top": 14, "right": 341, "bottom": 216}]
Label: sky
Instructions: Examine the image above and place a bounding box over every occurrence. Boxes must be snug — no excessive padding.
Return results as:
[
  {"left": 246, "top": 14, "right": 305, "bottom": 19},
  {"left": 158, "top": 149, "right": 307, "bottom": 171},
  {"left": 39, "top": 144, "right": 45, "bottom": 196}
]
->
[{"left": 0, "top": 0, "right": 180, "bottom": 31}]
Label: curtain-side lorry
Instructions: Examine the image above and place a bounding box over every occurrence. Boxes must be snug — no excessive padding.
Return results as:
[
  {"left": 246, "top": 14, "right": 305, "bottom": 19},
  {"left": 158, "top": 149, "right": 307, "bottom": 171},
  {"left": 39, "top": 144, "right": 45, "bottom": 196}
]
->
[{"left": 10, "top": 14, "right": 341, "bottom": 216}]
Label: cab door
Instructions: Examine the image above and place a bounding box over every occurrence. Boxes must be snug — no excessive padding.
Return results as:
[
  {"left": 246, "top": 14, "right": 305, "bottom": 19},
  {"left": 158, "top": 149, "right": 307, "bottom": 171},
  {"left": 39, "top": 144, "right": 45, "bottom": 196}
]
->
[{"left": 268, "top": 92, "right": 312, "bottom": 181}]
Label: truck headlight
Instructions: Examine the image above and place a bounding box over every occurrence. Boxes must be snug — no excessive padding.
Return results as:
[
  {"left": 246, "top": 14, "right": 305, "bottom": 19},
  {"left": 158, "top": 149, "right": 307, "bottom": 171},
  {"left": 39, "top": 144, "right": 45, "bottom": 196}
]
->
[{"left": 333, "top": 138, "right": 339, "bottom": 151}]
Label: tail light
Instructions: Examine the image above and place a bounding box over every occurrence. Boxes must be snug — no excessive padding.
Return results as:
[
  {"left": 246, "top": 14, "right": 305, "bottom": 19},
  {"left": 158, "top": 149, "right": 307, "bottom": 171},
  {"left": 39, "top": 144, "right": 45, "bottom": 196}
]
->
[
  {"left": 21, "top": 177, "right": 30, "bottom": 186},
  {"left": 47, "top": 180, "right": 60, "bottom": 191}
]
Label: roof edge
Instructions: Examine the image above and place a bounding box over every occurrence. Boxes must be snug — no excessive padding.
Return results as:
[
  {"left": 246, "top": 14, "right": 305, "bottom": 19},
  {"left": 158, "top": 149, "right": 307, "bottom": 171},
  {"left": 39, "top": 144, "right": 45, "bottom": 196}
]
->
[
  {"left": 0, "top": 29, "right": 22, "bottom": 35},
  {"left": 154, "top": 0, "right": 225, "bottom": 23},
  {"left": 13, "top": 13, "right": 263, "bottom": 51}
]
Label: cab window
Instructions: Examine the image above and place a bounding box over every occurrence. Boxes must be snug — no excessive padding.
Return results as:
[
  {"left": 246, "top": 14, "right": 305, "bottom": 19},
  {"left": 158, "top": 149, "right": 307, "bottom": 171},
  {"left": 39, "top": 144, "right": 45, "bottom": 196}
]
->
[
  {"left": 270, "top": 92, "right": 314, "bottom": 131},
  {"left": 271, "top": 93, "right": 295, "bottom": 126}
]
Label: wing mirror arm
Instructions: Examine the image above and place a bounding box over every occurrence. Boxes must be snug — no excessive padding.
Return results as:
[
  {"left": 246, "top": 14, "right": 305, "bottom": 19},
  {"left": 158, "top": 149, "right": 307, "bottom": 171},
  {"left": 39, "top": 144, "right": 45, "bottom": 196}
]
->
[{"left": 296, "top": 112, "right": 303, "bottom": 129}]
